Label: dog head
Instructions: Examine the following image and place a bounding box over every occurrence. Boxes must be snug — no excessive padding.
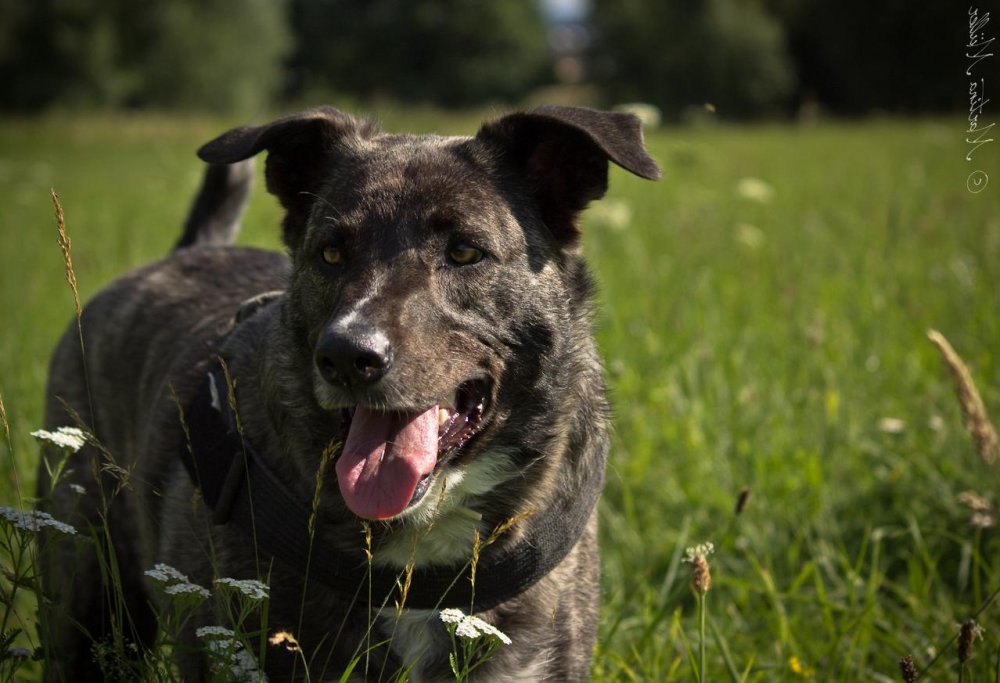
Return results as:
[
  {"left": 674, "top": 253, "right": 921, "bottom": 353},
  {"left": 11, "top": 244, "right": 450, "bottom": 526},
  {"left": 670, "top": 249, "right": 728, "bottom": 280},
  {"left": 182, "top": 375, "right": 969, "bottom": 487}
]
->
[{"left": 199, "top": 106, "right": 659, "bottom": 524}]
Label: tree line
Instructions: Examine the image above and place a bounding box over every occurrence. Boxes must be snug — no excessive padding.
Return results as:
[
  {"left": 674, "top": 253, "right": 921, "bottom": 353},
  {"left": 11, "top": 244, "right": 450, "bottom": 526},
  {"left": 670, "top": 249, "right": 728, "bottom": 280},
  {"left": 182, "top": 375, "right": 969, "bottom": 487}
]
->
[{"left": 0, "top": 0, "right": 966, "bottom": 118}]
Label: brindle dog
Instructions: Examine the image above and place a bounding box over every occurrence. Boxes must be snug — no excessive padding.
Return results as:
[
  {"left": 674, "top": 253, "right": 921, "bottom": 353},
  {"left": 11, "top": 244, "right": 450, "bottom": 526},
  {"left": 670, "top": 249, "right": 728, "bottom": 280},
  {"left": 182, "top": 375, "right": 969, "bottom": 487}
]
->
[{"left": 38, "top": 106, "right": 659, "bottom": 682}]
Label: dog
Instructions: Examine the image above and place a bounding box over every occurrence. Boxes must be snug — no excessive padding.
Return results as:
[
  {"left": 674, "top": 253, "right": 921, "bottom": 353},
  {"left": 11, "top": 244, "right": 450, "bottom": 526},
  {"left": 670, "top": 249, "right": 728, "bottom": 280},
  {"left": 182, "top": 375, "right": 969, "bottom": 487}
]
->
[{"left": 37, "top": 105, "right": 660, "bottom": 681}]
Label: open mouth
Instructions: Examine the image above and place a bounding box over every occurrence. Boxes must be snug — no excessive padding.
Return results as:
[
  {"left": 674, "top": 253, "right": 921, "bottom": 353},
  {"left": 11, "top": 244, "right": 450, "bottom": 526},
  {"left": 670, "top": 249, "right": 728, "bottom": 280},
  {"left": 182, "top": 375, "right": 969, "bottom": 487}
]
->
[{"left": 334, "top": 379, "right": 491, "bottom": 520}]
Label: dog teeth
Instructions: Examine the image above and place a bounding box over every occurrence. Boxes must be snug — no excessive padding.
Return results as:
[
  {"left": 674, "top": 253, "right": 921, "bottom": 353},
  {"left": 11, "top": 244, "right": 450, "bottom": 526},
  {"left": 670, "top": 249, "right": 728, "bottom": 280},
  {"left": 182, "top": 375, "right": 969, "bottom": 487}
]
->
[{"left": 438, "top": 407, "right": 450, "bottom": 426}]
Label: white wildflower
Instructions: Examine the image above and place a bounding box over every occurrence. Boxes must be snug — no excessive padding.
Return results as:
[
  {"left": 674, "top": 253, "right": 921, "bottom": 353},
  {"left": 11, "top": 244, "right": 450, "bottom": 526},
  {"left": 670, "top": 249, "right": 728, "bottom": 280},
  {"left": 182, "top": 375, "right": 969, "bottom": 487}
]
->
[
  {"left": 439, "top": 608, "right": 466, "bottom": 625},
  {"left": 206, "top": 637, "right": 239, "bottom": 655},
  {"left": 587, "top": 199, "right": 632, "bottom": 232},
  {"left": 614, "top": 102, "right": 662, "bottom": 129},
  {"left": 69, "top": 483, "right": 86, "bottom": 494},
  {"left": 231, "top": 646, "right": 266, "bottom": 682},
  {"left": 144, "top": 563, "right": 191, "bottom": 584},
  {"left": 683, "top": 542, "right": 715, "bottom": 563},
  {"left": 735, "top": 177, "right": 775, "bottom": 203},
  {"left": 203, "top": 636, "right": 267, "bottom": 683},
  {"left": 735, "top": 222, "right": 765, "bottom": 250},
  {"left": 0, "top": 506, "right": 77, "bottom": 535},
  {"left": 31, "top": 426, "right": 86, "bottom": 452},
  {"left": 196, "top": 626, "right": 236, "bottom": 639},
  {"left": 467, "top": 617, "right": 512, "bottom": 645},
  {"left": 214, "top": 577, "right": 269, "bottom": 600},
  {"left": 164, "top": 582, "right": 211, "bottom": 599},
  {"left": 877, "top": 417, "right": 906, "bottom": 434},
  {"left": 441, "top": 609, "right": 511, "bottom": 645}
]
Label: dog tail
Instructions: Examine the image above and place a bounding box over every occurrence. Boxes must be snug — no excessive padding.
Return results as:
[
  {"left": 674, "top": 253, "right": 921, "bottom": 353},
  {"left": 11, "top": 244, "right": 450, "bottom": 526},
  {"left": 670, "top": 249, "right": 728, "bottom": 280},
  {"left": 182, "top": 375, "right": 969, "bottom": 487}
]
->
[{"left": 174, "top": 160, "right": 254, "bottom": 250}]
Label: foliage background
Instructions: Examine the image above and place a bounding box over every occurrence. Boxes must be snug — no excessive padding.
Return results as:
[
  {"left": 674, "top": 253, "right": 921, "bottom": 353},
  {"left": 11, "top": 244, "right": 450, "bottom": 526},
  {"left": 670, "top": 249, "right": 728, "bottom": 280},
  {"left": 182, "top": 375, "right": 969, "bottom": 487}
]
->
[{"left": 0, "top": 0, "right": 982, "bottom": 117}]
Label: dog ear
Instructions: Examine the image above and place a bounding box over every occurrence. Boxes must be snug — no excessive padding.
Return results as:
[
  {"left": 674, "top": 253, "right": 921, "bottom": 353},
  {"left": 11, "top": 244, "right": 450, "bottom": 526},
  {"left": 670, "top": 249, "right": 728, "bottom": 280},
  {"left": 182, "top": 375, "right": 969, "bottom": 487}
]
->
[
  {"left": 476, "top": 106, "right": 661, "bottom": 243},
  {"left": 197, "top": 107, "right": 377, "bottom": 249}
]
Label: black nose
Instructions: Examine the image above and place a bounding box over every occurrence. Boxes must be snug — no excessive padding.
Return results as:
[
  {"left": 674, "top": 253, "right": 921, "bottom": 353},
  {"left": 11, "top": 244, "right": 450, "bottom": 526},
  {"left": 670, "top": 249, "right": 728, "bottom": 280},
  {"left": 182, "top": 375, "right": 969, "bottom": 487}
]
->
[{"left": 315, "top": 326, "right": 392, "bottom": 388}]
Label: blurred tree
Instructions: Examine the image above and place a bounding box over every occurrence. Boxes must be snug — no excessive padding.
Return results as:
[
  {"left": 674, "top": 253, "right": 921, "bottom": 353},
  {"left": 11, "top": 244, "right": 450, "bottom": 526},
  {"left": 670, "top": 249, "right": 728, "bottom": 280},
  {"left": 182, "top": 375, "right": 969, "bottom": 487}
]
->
[
  {"left": 767, "top": 0, "right": 967, "bottom": 114},
  {"left": 0, "top": 0, "right": 289, "bottom": 113},
  {"left": 590, "top": 0, "right": 796, "bottom": 118},
  {"left": 138, "top": 0, "right": 290, "bottom": 112},
  {"left": 286, "top": 0, "right": 550, "bottom": 106}
]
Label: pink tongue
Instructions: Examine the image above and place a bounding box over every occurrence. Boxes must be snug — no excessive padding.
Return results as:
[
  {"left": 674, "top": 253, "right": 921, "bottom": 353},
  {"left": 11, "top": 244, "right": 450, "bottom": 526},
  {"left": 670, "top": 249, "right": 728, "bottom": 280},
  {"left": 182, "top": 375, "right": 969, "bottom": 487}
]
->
[{"left": 336, "top": 406, "right": 439, "bottom": 520}]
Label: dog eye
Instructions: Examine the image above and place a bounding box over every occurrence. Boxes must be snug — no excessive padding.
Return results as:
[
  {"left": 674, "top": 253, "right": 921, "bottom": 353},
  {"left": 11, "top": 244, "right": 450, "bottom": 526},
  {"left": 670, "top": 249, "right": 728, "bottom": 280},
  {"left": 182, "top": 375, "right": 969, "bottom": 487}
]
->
[
  {"left": 447, "top": 243, "right": 483, "bottom": 266},
  {"left": 320, "top": 245, "right": 343, "bottom": 266}
]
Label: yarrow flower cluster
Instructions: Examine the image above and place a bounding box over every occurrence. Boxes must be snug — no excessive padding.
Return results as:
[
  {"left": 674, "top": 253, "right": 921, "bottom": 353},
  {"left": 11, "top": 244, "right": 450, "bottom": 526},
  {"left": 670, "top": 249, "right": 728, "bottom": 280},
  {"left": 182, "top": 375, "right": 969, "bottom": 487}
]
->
[
  {"left": 30, "top": 426, "right": 87, "bottom": 452},
  {"left": 144, "top": 563, "right": 210, "bottom": 599},
  {"left": 165, "top": 583, "right": 211, "bottom": 599},
  {"left": 197, "top": 624, "right": 267, "bottom": 682},
  {"left": 145, "top": 563, "right": 192, "bottom": 584},
  {"left": 439, "top": 608, "right": 512, "bottom": 645},
  {"left": 0, "top": 505, "right": 77, "bottom": 535},
  {"left": 196, "top": 626, "right": 236, "bottom": 639},
  {"left": 214, "top": 577, "right": 269, "bottom": 601}
]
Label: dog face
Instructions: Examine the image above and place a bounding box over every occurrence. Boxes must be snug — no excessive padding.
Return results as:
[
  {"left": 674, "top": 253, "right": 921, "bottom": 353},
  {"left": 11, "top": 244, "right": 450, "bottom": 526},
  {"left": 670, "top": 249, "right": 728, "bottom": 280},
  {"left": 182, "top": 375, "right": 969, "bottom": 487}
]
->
[{"left": 199, "top": 107, "right": 659, "bottom": 523}]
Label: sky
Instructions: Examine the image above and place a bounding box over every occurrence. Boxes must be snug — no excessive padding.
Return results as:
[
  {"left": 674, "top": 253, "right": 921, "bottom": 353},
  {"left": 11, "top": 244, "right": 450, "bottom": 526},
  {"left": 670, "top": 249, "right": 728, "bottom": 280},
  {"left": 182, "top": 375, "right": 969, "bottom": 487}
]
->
[{"left": 539, "top": 0, "right": 589, "bottom": 22}]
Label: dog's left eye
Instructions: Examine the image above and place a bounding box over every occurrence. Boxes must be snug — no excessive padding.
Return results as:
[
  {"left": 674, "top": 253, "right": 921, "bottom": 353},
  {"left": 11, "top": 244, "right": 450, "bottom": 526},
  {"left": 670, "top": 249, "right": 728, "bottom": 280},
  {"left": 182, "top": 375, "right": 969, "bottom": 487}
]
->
[{"left": 447, "top": 243, "right": 483, "bottom": 266}]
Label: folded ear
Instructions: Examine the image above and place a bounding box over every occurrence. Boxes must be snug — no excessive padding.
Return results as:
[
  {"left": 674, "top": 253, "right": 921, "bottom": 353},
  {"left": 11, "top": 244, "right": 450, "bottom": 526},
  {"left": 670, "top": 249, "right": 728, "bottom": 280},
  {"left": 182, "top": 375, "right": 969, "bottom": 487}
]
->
[
  {"left": 476, "top": 105, "right": 661, "bottom": 243},
  {"left": 198, "top": 106, "right": 378, "bottom": 249}
]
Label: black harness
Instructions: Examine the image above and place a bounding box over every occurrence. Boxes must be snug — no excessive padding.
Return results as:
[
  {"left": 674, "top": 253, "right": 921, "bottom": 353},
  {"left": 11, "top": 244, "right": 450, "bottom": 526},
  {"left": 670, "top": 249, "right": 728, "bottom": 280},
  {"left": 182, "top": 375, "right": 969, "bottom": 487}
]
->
[{"left": 180, "top": 361, "right": 604, "bottom": 612}]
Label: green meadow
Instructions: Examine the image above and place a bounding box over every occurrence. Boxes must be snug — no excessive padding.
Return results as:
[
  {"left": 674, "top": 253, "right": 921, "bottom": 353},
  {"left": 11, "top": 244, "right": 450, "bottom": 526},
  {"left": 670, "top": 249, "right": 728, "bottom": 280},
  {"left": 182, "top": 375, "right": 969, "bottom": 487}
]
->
[{"left": 1, "top": 111, "right": 998, "bottom": 681}]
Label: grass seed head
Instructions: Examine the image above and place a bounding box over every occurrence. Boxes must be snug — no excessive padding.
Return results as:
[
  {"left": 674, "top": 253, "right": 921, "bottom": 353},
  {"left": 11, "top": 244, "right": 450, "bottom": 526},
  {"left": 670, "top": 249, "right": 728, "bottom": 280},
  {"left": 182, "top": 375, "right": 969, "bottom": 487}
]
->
[
  {"left": 735, "top": 487, "right": 751, "bottom": 515},
  {"left": 690, "top": 554, "right": 712, "bottom": 594},
  {"left": 898, "top": 654, "right": 917, "bottom": 682},
  {"left": 51, "top": 190, "right": 82, "bottom": 319},
  {"left": 684, "top": 542, "right": 714, "bottom": 594},
  {"left": 927, "top": 329, "right": 1000, "bottom": 465},
  {"left": 0, "top": 392, "right": 9, "bottom": 443},
  {"left": 957, "top": 619, "right": 983, "bottom": 663},
  {"left": 269, "top": 630, "right": 302, "bottom": 653}
]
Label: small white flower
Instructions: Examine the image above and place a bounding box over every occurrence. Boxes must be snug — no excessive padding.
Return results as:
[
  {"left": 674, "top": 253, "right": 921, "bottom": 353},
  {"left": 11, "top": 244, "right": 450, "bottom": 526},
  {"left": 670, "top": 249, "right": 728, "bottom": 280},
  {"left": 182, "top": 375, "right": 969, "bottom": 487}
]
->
[
  {"left": 877, "top": 417, "right": 906, "bottom": 434},
  {"left": 69, "top": 483, "right": 86, "bottom": 495},
  {"left": 0, "top": 506, "right": 77, "bottom": 535},
  {"left": 214, "top": 577, "right": 269, "bottom": 600},
  {"left": 683, "top": 542, "right": 715, "bottom": 563},
  {"left": 31, "top": 426, "right": 87, "bottom": 452},
  {"left": 164, "top": 582, "right": 211, "bottom": 599},
  {"left": 454, "top": 618, "right": 482, "bottom": 640},
  {"left": 196, "top": 626, "right": 236, "bottom": 639},
  {"left": 735, "top": 177, "right": 775, "bottom": 203},
  {"left": 441, "top": 609, "right": 511, "bottom": 645},
  {"left": 231, "top": 647, "right": 266, "bottom": 682},
  {"left": 206, "top": 638, "right": 239, "bottom": 655},
  {"left": 144, "top": 564, "right": 191, "bottom": 584},
  {"left": 735, "top": 223, "right": 765, "bottom": 250},
  {"left": 466, "top": 616, "right": 512, "bottom": 645},
  {"left": 439, "top": 608, "right": 465, "bottom": 625}
]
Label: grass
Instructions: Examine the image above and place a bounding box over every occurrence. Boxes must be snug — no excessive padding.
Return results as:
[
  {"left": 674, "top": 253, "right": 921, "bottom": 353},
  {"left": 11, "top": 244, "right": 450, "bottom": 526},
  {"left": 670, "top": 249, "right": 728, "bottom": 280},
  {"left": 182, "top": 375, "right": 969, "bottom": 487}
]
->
[{"left": 1, "top": 110, "right": 999, "bottom": 680}]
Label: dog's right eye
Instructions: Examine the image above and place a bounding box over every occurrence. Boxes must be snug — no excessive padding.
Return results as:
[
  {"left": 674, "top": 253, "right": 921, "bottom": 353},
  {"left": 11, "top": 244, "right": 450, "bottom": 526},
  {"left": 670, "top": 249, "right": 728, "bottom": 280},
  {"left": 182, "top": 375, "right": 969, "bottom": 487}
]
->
[{"left": 320, "top": 245, "right": 343, "bottom": 266}]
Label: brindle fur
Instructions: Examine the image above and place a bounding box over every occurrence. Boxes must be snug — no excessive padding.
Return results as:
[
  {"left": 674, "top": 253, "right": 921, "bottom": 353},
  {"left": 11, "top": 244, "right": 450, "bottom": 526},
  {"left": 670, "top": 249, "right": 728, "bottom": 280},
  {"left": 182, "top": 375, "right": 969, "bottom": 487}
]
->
[{"left": 38, "top": 106, "right": 659, "bottom": 682}]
